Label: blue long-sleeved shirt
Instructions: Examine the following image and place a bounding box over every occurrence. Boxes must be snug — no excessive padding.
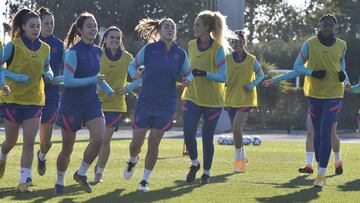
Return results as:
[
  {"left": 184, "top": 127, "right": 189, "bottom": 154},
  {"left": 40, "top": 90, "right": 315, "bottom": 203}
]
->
[
  {"left": 128, "top": 40, "right": 192, "bottom": 111},
  {"left": 40, "top": 34, "right": 65, "bottom": 103},
  {"left": 248, "top": 59, "right": 265, "bottom": 90},
  {"left": 62, "top": 40, "right": 114, "bottom": 106}
]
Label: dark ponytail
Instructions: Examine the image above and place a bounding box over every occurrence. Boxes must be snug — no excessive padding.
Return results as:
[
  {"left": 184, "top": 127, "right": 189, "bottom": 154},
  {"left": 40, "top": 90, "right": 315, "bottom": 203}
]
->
[
  {"left": 37, "top": 7, "right": 53, "bottom": 19},
  {"left": 64, "top": 12, "right": 96, "bottom": 49},
  {"left": 11, "top": 8, "right": 39, "bottom": 40}
]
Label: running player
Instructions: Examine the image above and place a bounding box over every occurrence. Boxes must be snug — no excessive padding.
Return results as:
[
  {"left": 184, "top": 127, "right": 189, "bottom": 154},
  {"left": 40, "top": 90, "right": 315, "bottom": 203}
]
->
[
  {"left": 123, "top": 17, "right": 192, "bottom": 191},
  {"left": 226, "top": 30, "right": 264, "bottom": 173}
]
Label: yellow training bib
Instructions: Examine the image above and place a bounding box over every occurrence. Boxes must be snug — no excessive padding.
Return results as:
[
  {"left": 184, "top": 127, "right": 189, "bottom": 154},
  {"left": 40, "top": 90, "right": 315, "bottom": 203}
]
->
[
  {"left": 181, "top": 39, "right": 225, "bottom": 107},
  {"left": 1, "top": 38, "right": 49, "bottom": 106},
  {"left": 99, "top": 49, "right": 133, "bottom": 112},
  {"left": 225, "top": 53, "right": 257, "bottom": 107},
  {"left": 303, "top": 37, "right": 346, "bottom": 99}
]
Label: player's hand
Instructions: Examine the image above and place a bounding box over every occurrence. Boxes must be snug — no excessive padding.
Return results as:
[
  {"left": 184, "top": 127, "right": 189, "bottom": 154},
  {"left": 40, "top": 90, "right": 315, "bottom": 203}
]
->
[
  {"left": 181, "top": 78, "right": 192, "bottom": 87},
  {"left": 243, "top": 84, "right": 250, "bottom": 92},
  {"left": 0, "top": 84, "right": 11, "bottom": 96},
  {"left": 311, "top": 70, "right": 326, "bottom": 79},
  {"left": 50, "top": 78, "right": 57, "bottom": 86},
  {"left": 344, "top": 82, "right": 352, "bottom": 91},
  {"left": 192, "top": 69, "right": 207, "bottom": 77},
  {"left": 98, "top": 74, "right": 105, "bottom": 83},
  {"left": 132, "top": 71, "right": 142, "bottom": 80},
  {"left": 117, "top": 87, "right": 127, "bottom": 96}
]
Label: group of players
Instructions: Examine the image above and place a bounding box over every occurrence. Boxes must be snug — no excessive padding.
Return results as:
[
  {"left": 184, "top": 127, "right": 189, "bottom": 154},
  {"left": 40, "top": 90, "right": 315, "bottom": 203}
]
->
[{"left": 0, "top": 6, "right": 359, "bottom": 195}]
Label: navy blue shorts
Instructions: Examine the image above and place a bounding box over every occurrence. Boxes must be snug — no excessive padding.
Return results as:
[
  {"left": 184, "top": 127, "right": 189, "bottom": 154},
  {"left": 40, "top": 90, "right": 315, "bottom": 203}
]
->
[
  {"left": 56, "top": 102, "right": 104, "bottom": 132},
  {"left": 41, "top": 101, "right": 59, "bottom": 124},
  {"left": 132, "top": 105, "right": 174, "bottom": 131},
  {"left": 104, "top": 112, "right": 124, "bottom": 131},
  {"left": 1, "top": 104, "right": 42, "bottom": 124},
  {"left": 226, "top": 107, "right": 253, "bottom": 121}
]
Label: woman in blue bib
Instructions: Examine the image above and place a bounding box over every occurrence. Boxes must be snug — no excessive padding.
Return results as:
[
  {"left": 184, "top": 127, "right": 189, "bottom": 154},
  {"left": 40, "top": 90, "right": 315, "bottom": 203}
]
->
[{"left": 54, "top": 12, "right": 114, "bottom": 195}]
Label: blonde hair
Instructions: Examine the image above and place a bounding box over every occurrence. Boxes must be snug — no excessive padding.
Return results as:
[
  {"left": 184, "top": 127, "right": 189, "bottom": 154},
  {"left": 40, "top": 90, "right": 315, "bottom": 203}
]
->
[
  {"left": 135, "top": 17, "right": 175, "bottom": 43},
  {"left": 197, "top": 10, "right": 236, "bottom": 54}
]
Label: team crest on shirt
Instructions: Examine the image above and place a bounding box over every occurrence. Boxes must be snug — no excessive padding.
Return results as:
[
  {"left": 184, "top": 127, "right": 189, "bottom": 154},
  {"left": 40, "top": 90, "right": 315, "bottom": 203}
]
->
[
  {"left": 174, "top": 53, "right": 180, "bottom": 60},
  {"left": 52, "top": 47, "right": 58, "bottom": 54}
]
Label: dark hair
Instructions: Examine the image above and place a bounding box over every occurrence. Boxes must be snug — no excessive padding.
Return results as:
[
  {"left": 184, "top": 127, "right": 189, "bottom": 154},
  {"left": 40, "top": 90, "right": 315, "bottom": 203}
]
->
[
  {"left": 37, "top": 7, "right": 53, "bottom": 19},
  {"left": 100, "top": 26, "right": 125, "bottom": 51},
  {"left": 64, "top": 12, "right": 96, "bottom": 49},
  {"left": 11, "top": 8, "right": 40, "bottom": 40},
  {"left": 135, "top": 17, "right": 175, "bottom": 43},
  {"left": 235, "top": 30, "right": 245, "bottom": 41},
  {"left": 320, "top": 13, "right": 337, "bottom": 24},
  {"left": 233, "top": 30, "right": 248, "bottom": 51}
]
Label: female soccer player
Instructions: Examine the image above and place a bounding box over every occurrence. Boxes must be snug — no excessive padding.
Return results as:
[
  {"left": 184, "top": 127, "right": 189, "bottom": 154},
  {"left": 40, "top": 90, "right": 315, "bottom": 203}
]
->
[
  {"left": 182, "top": 10, "right": 235, "bottom": 184},
  {"left": 123, "top": 17, "right": 192, "bottom": 191},
  {"left": 265, "top": 14, "right": 349, "bottom": 187},
  {"left": 93, "top": 26, "right": 140, "bottom": 183},
  {"left": 226, "top": 30, "right": 264, "bottom": 173},
  {"left": 0, "top": 9, "right": 54, "bottom": 192},
  {"left": 55, "top": 12, "right": 114, "bottom": 194},
  {"left": 36, "top": 7, "right": 65, "bottom": 176}
]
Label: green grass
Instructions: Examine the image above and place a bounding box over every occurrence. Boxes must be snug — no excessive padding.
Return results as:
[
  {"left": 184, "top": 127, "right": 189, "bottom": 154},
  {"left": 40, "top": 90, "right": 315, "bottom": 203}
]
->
[{"left": 0, "top": 135, "right": 360, "bottom": 202}]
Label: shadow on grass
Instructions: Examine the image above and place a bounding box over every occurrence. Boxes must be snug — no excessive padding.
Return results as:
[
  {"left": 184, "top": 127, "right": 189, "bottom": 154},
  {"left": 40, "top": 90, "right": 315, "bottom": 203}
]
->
[
  {"left": 253, "top": 174, "right": 341, "bottom": 202},
  {"left": 0, "top": 184, "right": 83, "bottom": 203},
  {"left": 256, "top": 187, "right": 322, "bottom": 203},
  {"left": 338, "top": 179, "right": 360, "bottom": 191},
  {"left": 86, "top": 173, "right": 234, "bottom": 202}
]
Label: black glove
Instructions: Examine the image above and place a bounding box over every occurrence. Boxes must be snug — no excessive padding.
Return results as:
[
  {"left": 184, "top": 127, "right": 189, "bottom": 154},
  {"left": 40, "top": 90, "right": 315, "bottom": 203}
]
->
[
  {"left": 192, "top": 69, "right": 207, "bottom": 77},
  {"left": 311, "top": 70, "right": 326, "bottom": 79},
  {"left": 338, "top": 71, "right": 346, "bottom": 82}
]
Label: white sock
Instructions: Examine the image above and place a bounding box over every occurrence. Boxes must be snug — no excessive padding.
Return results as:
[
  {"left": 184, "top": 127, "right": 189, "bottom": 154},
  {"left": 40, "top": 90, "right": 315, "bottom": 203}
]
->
[
  {"left": 77, "top": 161, "right": 91, "bottom": 176},
  {"left": 56, "top": 170, "right": 66, "bottom": 185},
  {"left": 129, "top": 156, "right": 138, "bottom": 164},
  {"left": 96, "top": 167, "right": 104, "bottom": 175},
  {"left": 235, "top": 147, "right": 246, "bottom": 160},
  {"left": 19, "top": 168, "right": 31, "bottom": 184},
  {"left": 0, "top": 151, "right": 7, "bottom": 160},
  {"left": 334, "top": 152, "right": 341, "bottom": 163},
  {"left": 318, "top": 167, "right": 327, "bottom": 177},
  {"left": 203, "top": 170, "right": 210, "bottom": 176},
  {"left": 191, "top": 158, "right": 199, "bottom": 166},
  {"left": 306, "top": 152, "right": 314, "bottom": 166},
  {"left": 38, "top": 151, "right": 46, "bottom": 161},
  {"left": 142, "top": 168, "right": 152, "bottom": 182}
]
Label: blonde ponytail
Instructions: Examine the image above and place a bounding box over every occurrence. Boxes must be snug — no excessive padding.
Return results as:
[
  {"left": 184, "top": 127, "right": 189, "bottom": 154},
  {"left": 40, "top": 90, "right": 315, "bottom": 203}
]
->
[
  {"left": 135, "top": 18, "right": 161, "bottom": 43},
  {"left": 197, "top": 10, "right": 236, "bottom": 54},
  {"left": 135, "top": 17, "right": 176, "bottom": 43}
]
